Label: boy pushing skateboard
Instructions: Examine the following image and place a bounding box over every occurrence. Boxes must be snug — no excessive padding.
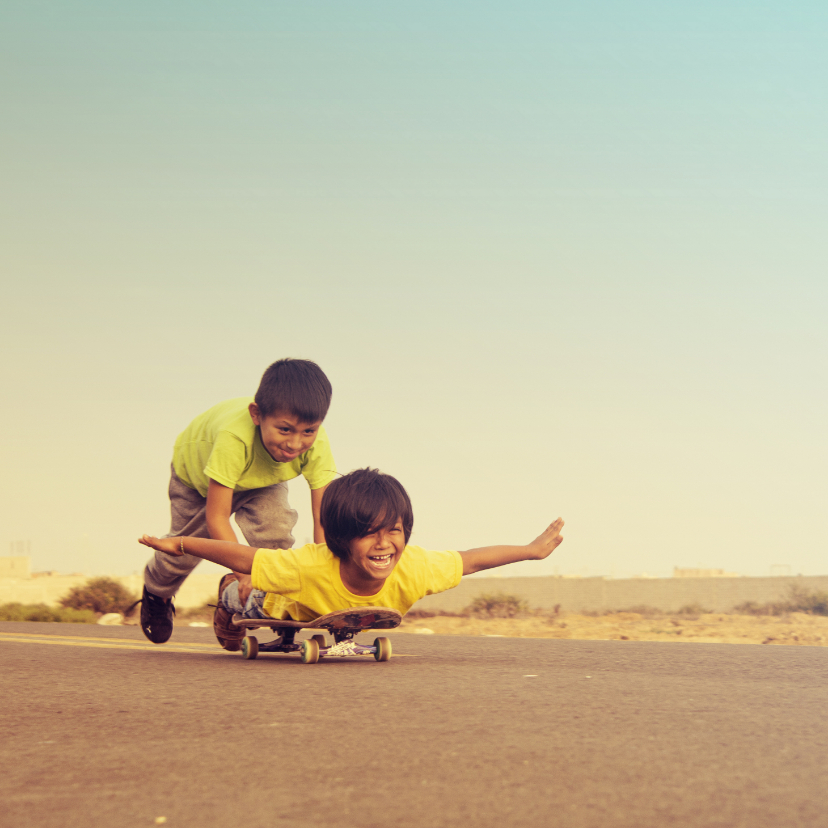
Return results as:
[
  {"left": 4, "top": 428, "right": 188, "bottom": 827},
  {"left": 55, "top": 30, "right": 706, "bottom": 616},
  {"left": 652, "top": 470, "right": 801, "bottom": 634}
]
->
[{"left": 137, "top": 358, "right": 337, "bottom": 645}]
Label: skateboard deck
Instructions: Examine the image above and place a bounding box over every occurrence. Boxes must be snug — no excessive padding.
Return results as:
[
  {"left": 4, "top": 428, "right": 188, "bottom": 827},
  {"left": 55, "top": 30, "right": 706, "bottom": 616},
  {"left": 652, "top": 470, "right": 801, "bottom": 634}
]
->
[{"left": 230, "top": 606, "right": 402, "bottom": 663}]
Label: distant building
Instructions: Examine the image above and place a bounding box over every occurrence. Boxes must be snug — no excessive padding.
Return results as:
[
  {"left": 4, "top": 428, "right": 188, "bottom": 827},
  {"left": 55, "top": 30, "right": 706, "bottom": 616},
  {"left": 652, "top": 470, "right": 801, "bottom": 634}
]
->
[
  {"left": 0, "top": 555, "right": 32, "bottom": 580},
  {"left": 673, "top": 567, "right": 740, "bottom": 578}
]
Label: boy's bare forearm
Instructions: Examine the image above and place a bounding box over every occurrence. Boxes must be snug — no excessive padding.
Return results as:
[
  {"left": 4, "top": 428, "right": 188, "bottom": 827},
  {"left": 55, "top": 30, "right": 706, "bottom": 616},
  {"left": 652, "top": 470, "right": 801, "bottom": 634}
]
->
[
  {"left": 206, "top": 516, "right": 238, "bottom": 543},
  {"left": 139, "top": 535, "right": 256, "bottom": 574},
  {"left": 310, "top": 484, "right": 328, "bottom": 544},
  {"left": 206, "top": 480, "right": 238, "bottom": 542},
  {"left": 460, "top": 519, "right": 565, "bottom": 576},
  {"left": 461, "top": 545, "right": 534, "bottom": 575},
  {"left": 186, "top": 538, "right": 256, "bottom": 573}
]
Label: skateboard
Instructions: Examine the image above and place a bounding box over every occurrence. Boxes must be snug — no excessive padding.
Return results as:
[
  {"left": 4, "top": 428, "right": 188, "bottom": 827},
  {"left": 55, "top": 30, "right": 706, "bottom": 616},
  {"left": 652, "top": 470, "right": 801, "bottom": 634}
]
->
[{"left": 231, "top": 606, "right": 402, "bottom": 664}]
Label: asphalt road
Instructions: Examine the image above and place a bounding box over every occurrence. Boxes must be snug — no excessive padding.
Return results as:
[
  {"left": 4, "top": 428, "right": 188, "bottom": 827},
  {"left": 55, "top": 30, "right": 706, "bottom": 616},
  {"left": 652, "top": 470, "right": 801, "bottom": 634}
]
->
[{"left": 2, "top": 622, "right": 826, "bottom": 828}]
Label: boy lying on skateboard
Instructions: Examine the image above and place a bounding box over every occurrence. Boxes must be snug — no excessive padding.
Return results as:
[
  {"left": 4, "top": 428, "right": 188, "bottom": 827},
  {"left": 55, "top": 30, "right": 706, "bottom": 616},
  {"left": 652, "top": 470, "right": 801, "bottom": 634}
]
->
[{"left": 138, "top": 467, "right": 564, "bottom": 643}]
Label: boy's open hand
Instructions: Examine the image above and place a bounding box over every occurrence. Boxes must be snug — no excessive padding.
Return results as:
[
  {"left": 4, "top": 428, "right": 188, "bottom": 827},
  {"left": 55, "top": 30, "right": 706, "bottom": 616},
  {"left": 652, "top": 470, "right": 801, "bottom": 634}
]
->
[
  {"left": 527, "top": 518, "right": 565, "bottom": 560},
  {"left": 139, "top": 535, "right": 183, "bottom": 556},
  {"left": 460, "top": 518, "right": 565, "bottom": 575}
]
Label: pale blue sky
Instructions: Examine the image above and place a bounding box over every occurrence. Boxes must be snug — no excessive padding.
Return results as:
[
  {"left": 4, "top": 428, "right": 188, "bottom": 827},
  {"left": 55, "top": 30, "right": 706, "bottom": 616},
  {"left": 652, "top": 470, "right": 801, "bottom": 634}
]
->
[{"left": 1, "top": 2, "right": 826, "bottom": 579}]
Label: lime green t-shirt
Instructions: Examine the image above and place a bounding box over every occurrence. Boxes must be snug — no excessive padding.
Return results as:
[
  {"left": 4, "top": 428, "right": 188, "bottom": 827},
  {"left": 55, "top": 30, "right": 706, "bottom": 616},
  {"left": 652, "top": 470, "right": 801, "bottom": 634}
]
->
[
  {"left": 172, "top": 397, "right": 336, "bottom": 497},
  {"left": 250, "top": 543, "right": 463, "bottom": 621}
]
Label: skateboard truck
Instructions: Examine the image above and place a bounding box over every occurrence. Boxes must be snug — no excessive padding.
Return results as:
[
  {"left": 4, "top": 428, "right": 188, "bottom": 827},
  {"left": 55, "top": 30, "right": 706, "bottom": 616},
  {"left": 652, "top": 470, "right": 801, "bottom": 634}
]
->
[{"left": 230, "top": 607, "right": 401, "bottom": 664}]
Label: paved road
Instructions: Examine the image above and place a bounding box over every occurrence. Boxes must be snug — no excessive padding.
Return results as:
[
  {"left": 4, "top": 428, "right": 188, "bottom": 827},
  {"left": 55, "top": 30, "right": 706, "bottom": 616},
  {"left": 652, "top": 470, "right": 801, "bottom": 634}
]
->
[{"left": 2, "top": 622, "right": 827, "bottom": 828}]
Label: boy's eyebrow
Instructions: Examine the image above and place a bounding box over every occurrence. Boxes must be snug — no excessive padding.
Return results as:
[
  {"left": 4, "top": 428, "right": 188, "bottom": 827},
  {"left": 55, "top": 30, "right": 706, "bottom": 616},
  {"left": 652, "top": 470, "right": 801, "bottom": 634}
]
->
[
  {"left": 274, "top": 419, "right": 321, "bottom": 429},
  {"left": 367, "top": 517, "right": 403, "bottom": 533}
]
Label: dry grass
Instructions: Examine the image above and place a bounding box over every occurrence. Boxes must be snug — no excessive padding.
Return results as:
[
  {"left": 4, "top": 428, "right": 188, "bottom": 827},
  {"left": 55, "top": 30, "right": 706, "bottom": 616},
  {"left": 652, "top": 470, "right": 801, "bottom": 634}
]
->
[
  {"left": 398, "top": 610, "right": 828, "bottom": 646},
  {"left": 128, "top": 590, "right": 828, "bottom": 647}
]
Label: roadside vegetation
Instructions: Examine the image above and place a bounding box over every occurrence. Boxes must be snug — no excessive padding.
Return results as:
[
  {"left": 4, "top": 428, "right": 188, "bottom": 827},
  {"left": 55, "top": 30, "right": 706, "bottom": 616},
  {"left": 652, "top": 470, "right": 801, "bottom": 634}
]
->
[
  {"left": 0, "top": 603, "right": 96, "bottom": 623},
  {"left": 59, "top": 577, "right": 137, "bottom": 615},
  {"left": 0, "top": 577, "right": 137, "bottom": 623},
  {"left": 733, "top": 585, "right": 828, "bottom": 617},
  {"left": 2, "top": 585, "right": 827, "bottom": 632},
  {"left": 405, "top": 586, "right": 828, "bottom": 628}
]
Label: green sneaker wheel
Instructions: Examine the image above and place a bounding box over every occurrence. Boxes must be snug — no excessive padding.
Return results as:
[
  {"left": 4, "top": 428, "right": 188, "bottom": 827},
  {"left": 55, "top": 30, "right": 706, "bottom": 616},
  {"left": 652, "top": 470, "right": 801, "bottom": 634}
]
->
[
  {"left": 301, "top": 638, "right": 320, "bottom": 664},
  {"left": 242, "top": 636, "right": 259, "bottom": 660},
  {"left": 374, "top": 637, "right": 392, "bottom": 662}
]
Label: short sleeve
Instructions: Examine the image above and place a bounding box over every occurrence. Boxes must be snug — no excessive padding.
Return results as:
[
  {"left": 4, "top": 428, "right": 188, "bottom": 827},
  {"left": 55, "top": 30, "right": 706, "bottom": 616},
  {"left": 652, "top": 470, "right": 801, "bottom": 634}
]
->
[
  {"left": 251, "top": 548, "right": 302, "bottom": 595},
  {"left": 204, "top": 431, "right": 249, "bottom": 490},
  {"left": 421, "top": 549, "right": 463, "bottom": 596},
  {"left": 300, "top": 426, "right": 337, "bottom": 490}
]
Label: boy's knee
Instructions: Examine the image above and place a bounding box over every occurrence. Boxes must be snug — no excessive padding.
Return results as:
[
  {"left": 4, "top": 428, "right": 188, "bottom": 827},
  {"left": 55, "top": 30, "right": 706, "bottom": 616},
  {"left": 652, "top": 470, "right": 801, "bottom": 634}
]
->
[
  {"left": 244, "top": 589, "right": 268, "bottom": 618},
  {"left": 221, "top": 580, "right": 245, "bottom": 614}
]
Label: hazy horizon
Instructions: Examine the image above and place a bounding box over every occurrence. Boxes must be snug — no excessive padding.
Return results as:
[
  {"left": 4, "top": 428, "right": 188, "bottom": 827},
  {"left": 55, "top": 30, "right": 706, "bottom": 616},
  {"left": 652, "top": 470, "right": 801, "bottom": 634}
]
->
[{"left": 2, "top": 3, "right": 826, "bottom": 580}]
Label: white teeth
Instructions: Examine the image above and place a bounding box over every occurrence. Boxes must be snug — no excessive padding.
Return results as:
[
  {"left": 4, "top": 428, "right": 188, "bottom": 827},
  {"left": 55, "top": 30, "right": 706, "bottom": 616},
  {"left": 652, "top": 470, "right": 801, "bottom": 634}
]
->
[{"left": 369, "top": 554, "right": 392, "bottom": 565}]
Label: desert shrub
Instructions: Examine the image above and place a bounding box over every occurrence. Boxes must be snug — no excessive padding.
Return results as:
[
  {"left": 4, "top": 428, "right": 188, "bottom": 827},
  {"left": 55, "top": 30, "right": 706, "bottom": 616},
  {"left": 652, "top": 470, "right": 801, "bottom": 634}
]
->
[
  {"left": 59, "top": 577, "right": 137, "bottom": 614},
  {"left": 0, "top": 602, "right": 96, "bottom": 623},
  {"left": 733, "top": 585, "right": 828, "bottom": 617},
  {"left": 733, "top": 600, "right": 784, "bottom": 616},
  {"left": 22, "top": 604, "right": 62, "bottom": 622},
  {"left": 0, "top": 602, "right": 29, "bottom": 621},
  {"left": 55, "top": 606, "right": 98, "bottom": 623},
  {"left": 785, "top": 585, "right": 828, "bottom": 615},
  {"left": 676, "top": 603, "right": 712, "bottom": 616},
  {"left": 465, "top": 592, "right": 529, "bottom": 618}
]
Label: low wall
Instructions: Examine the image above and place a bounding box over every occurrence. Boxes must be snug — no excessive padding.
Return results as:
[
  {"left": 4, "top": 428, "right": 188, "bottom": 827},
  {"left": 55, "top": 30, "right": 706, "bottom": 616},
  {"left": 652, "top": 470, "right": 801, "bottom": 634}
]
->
[
  {"left": 4, "top": 571, "right": 827, "bottom": 615},
  {"left": 413, "top": 574, "right": 828, "bottom": 614}
]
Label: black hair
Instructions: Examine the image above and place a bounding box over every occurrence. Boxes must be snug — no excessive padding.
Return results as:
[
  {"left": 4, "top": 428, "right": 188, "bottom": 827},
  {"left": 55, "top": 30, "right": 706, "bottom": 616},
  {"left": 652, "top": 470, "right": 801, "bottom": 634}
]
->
[
  {"left": 254, "top": 358, "right": 332, "bottom": 421},
  {"left": 321, "top": 468, "right": 414, "bottom": 560}
]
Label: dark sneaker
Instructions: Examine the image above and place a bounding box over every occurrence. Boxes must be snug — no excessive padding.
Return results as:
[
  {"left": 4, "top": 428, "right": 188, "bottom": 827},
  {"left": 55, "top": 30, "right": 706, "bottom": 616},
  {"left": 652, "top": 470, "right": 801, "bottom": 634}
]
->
[
  {"left": 139, "top": 586, "right": 175, "bottom": 644},
  {"left": 214, "top": 573, "right": 244, "bottom": 652}
]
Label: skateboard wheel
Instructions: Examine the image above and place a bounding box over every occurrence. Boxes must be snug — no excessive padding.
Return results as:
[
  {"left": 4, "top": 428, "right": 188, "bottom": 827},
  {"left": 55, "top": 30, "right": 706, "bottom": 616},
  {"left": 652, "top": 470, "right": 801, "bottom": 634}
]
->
[
  {"left": 242, "top": 636, "right": 259, "bottom": 660},
  {"left": 373, "top": 637, "right": 392, "bottom": 662},
  {"left": 301, "top": 638, "right": 320, "bottom": 664},
  {"left": 311, "top": 634, "right": 326, "bottom": 649}
]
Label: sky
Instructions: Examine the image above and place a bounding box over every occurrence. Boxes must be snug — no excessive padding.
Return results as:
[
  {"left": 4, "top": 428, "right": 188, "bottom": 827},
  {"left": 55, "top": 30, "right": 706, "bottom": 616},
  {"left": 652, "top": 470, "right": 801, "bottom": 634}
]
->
[{"left": 1, "top": 2, "right": 826, "bottom": 580}]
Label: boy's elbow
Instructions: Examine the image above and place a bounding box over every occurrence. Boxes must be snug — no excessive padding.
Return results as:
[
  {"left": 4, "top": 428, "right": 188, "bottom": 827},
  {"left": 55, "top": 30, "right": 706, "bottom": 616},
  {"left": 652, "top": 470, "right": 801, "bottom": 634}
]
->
[{"left": 460, "top": 555, "right": 482, "bottom": 577}]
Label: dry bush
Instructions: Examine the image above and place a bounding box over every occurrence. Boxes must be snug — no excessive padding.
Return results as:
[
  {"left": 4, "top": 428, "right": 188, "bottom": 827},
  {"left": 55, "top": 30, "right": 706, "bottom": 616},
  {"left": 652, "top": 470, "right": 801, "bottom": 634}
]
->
[
  {"left": 676, "top": 603, "right": 712, "bottom": 617},
  {"left": 734, "top": 585, "right": 828, "bottom": 617},
  {"left": 786, "top": 586, "right": 828, "bottom": 615},
  {"left": 464, "top": 592, "right": 529, "bottom": 618},
  {"left": 59, "top": 577, "right": 137, "bottom": 614}
]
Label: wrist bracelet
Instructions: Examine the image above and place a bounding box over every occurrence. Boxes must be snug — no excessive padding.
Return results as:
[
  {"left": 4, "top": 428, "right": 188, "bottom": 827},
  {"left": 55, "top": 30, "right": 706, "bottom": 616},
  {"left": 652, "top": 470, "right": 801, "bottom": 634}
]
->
[{"left": 180, "top": 538, "right": 184, "bottom": 554}]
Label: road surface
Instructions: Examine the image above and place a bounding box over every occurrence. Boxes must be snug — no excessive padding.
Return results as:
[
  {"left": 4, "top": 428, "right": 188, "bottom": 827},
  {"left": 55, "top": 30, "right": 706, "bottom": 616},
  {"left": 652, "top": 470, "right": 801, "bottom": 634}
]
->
[{"left": 2, "top": 621, "right": 826, "bottom": 828}]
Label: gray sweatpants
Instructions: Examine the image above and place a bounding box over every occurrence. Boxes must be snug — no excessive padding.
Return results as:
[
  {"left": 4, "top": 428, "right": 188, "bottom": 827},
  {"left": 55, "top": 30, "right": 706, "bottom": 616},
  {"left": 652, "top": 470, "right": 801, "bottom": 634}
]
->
[{"left": 143, "top": 466, "right": 298, "bottom": 600}]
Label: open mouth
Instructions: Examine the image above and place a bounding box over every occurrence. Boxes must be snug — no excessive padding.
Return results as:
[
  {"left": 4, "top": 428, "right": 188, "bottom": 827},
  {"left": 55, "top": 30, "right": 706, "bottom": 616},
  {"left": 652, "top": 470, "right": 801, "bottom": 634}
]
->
[{"left": 368, "top": 554, "right": 394, "bottom": 569}]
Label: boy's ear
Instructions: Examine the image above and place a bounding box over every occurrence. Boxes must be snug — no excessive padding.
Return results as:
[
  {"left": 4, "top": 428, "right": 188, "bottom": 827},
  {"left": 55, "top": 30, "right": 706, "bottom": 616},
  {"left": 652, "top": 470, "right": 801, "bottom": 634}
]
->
[{"left": 248, "top": 402, "right": 262, "bottom": 426}]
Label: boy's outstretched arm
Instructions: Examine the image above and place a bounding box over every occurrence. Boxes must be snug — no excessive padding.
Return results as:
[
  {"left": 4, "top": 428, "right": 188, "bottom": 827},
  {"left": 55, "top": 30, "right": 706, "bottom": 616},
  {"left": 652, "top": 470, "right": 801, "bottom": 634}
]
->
[
  {"left": 459, "top": 519, "right": 564, "bottom": 576},
  {"left": 138, "top": 535, "right": 257, "bottom": 574}
]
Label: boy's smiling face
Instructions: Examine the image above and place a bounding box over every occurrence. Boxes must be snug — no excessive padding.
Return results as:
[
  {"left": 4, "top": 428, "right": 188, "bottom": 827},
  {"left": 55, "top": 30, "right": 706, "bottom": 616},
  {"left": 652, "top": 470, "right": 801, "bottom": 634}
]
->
[
  {"left": 249, "top": 403, "right": 321, "bottom": 464},
  {"left": 339, "top": 519, "right": 406, "bottom": 595}
]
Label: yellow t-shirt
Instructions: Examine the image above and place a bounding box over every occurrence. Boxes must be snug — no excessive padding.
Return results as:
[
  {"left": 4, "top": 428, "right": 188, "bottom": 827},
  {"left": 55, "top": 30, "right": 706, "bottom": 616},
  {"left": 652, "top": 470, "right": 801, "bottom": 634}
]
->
[
  {"left": 172, "top": 397, "right": 336, "bottom": 497},
  {"left": 250, "top": 543, "right": 463, "bottom": 621}
]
